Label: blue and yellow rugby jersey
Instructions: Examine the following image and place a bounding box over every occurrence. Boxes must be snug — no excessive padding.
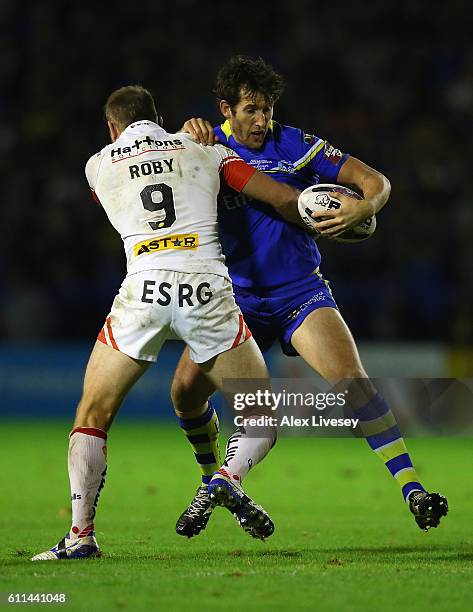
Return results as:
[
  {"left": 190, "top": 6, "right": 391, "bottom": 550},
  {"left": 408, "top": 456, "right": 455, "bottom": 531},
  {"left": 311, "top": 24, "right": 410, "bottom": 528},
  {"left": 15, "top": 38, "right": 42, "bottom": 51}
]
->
[{"left": 215, "top": 120, "right": 349, "bottom": 289}]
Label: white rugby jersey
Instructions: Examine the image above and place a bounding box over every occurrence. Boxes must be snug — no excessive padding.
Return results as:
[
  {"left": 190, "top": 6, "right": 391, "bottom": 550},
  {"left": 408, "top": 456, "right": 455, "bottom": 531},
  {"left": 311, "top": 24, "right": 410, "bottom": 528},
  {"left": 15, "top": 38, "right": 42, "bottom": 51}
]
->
[{"left": 85, "top": 121, "right": 255, "bottom": 277}]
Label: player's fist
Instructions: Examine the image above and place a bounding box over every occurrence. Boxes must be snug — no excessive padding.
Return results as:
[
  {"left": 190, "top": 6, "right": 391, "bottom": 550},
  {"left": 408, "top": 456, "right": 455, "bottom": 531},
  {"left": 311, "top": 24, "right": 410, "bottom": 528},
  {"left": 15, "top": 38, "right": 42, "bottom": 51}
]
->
[
  {"left": 179, "top": 118, "right": 218, "bottom": 146},
  {"left": 314, "top": 194, "right": 375, "bottom": 238}
]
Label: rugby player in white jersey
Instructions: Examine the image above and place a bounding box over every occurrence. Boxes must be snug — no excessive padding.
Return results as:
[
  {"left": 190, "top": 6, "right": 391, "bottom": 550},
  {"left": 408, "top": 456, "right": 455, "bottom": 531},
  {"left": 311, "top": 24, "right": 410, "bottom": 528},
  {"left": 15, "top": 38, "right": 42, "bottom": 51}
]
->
[{"left": 32, "top": 85, "right": 306, "bottom": 560}]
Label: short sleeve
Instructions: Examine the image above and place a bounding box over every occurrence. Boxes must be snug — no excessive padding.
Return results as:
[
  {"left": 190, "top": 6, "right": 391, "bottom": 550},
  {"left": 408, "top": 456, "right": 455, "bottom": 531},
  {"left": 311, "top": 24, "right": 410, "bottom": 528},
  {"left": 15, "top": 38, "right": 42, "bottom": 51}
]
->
[
  {"left": 211, "top": 144, "right": 257, "bottom": 192},
  {"left": 293, "top": 131, "right": 349, "bottom": 182},
  {"left": 85, "top": 153, "right": 103, "bottom": 204}
]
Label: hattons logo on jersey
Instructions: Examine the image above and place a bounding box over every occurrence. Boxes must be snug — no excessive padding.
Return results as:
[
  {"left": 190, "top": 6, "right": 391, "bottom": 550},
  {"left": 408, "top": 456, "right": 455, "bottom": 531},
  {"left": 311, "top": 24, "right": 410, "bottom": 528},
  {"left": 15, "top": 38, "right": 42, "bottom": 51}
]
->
[
  {"left": 323, "top": 142, "right": 343, "bottom": 165},
  {"left": 134, "top": 233, "right": 199, "bottom": 256},
  {"left": 111, "top": 135, "right": 185, "bottom": 163}
]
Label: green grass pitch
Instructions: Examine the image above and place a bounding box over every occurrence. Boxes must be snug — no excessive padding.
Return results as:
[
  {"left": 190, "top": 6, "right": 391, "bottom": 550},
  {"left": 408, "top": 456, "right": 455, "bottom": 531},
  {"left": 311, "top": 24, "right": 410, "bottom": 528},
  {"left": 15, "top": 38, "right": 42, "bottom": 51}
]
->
[{"left": 1, "top": 422, "right": 472, "bottom": 611}]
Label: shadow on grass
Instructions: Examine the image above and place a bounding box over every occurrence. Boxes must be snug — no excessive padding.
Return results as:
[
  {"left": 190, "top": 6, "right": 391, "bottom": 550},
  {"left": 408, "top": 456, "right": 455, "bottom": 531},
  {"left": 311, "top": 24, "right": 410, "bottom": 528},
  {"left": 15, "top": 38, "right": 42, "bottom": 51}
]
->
[{"left": 6, "top": 545, "right": 473, "bottom": 565}]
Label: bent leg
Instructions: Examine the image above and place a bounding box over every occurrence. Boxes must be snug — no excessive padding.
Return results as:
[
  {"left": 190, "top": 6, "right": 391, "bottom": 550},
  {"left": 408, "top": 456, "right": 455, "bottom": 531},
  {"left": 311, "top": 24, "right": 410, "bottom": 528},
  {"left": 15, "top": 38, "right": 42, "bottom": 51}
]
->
[
  {"left": 172, "top": 346, "right": 218, "bottom": 414},
  {"left": 291, "top": 308, "right": 425, "bottom": 503},
  {"left": 198, "top": 338, "right": 276, "bottom": 538},
  {"left": 291, "top": 307, "right": 372, "bottom": 405},
  {"left": 199, "top": 337, "right": 276, "bottom": 482},
  {"left": 172, "top": 339, "right": 275, "bottom": 484},
  {"left": 199, "top": 334, "right": 269, "bottom": 387},
  {"left": 172, "top": 339, "right": 276, "bottom": 539},
  {"left": 171, "top": 347, "right": 221, "bottom": 485}
]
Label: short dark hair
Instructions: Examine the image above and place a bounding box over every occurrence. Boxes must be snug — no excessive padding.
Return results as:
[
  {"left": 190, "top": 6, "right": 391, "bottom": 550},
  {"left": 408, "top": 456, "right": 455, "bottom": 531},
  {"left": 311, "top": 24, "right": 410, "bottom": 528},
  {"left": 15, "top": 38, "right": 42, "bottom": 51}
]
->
[
  {"left": 215, "top": 55, "right": 285, "bottom": 108},
  {"left": 104, "top": 85, "right": 158, "bottom": 129}
]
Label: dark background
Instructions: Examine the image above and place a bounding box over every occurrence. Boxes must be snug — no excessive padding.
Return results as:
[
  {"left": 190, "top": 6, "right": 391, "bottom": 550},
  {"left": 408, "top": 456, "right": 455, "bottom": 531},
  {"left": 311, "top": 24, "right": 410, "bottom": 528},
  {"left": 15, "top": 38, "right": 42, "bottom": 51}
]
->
[{"left": 2, "top": 0, "right": 471, "bottom": 344}]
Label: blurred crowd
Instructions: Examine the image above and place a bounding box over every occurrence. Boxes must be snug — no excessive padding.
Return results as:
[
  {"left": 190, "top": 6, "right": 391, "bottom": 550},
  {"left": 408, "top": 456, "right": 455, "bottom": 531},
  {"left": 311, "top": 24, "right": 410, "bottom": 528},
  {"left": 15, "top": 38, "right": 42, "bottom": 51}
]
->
[{"left": 1, "top": 0, "right": 472, "bottom": 343}]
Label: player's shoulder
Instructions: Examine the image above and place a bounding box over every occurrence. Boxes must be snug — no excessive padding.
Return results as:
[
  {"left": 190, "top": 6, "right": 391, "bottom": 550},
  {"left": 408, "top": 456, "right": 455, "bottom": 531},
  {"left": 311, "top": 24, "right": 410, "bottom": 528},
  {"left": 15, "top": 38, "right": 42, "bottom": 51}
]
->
[
  {"left": 272, "top": 121, "right": 321, "bottom": 147},
  {"left": 203, "top": 143, "right": 240, "bottom": 170},
  {"left": 167, "top": 130, "right": 231, "bottom": 160},
  {"left": 272, "top": 121, "right": 300, "bottom": 137},
  {"left": 86, "top": 144, "right": 110, "bottom": 166},
  {"left": 214, "top": 142, "right": 237, "bottom": 155},
  {"left": 213, "top": 122, "right": 226, "bottom": 141},
  {"left": 85, "top": 144, "right": 111, "bottom": 187}
]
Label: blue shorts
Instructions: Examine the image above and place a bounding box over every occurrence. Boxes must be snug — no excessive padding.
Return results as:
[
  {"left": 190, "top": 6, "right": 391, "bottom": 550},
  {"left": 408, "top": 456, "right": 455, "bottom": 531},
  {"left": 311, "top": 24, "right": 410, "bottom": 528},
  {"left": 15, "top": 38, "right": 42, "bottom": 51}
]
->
[{"left": 233, "top": 270, "right": 337, "bottom": 356}]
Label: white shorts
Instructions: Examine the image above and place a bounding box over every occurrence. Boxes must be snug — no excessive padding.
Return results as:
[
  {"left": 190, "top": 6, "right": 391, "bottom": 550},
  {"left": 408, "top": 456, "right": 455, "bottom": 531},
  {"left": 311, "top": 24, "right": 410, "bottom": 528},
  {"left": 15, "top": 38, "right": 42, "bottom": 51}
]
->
[{"left": 97, "top": 270, "right": 252, "bottom": 363}]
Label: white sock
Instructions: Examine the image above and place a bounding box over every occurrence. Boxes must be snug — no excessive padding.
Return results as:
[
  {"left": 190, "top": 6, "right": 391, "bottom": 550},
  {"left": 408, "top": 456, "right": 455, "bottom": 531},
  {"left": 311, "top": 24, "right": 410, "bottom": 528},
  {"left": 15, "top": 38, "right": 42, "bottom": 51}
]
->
[
  {"left": 220, "top": 422, "right": 276, "bottom": 483},
  {"left": 68, "top": 427, "right": 107, "bottom": 538}
]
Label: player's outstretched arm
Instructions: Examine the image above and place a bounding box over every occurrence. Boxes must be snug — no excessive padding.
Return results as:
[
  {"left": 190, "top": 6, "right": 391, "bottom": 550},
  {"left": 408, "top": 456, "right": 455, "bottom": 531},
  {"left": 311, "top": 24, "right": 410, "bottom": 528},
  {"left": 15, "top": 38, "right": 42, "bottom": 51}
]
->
[
  {"left": 315, "top": 157, "right": 391, "bottom": 237},
  {"left": 217, "top": 148, "right": 307, "bottom": 230}
]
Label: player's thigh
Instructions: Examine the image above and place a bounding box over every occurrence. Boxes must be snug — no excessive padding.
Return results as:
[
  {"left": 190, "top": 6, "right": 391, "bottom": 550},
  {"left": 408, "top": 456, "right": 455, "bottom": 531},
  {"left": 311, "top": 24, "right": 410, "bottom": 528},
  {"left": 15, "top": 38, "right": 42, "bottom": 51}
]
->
[
  {"left": 75, "top": 340, "right": 150, "bottom": 429},
  {"left": 291, "top": 307, "right": 367, "bottom": 382},
  {"left": 171, "top": 346, "right": 217, "bottom": 412},
  {"left": 199, "top": 338, "right": 273, "bottom": 416},
  {"left": 199, "top": 336, "right": 269, "bottom": 389}
]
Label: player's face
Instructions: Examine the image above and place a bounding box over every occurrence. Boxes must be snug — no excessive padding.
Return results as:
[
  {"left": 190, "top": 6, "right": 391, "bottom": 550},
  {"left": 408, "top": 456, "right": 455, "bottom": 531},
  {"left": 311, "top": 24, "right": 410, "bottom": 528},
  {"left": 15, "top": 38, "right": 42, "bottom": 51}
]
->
[{"left": 223, "top": 90, "right": 273, "bottom": 150}]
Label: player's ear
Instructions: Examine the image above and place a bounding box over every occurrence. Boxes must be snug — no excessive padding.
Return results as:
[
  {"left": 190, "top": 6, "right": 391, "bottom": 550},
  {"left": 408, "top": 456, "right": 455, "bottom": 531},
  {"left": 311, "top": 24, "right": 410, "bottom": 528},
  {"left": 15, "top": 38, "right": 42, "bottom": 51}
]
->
[
  {"left": 107, "top": 120, "right": 120, "bottom": 143},
  {"left": 220, "top": 100, "right": 232, "bottom": 119},
  {"left": 158, "top": 115, "right": 164, "bottom": 127}
]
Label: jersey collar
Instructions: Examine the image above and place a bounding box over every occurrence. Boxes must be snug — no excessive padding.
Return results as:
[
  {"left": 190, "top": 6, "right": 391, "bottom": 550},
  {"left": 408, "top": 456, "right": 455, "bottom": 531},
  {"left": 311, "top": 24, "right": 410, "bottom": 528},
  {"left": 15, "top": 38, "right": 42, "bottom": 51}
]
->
[{"left": 124, "top": 120, "right": 166, "bottom": 136}]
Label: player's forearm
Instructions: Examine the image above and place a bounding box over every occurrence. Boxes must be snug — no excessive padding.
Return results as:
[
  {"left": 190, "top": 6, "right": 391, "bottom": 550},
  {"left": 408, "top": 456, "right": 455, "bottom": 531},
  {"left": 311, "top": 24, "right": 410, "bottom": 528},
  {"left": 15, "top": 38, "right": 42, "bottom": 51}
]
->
[
  {"left": 358, "top": 172, "right": 391, "bottom": 216},
  {"left": 242, "top": 172, "right": 305, "bottom": 229},
  {"left": 337, "top": 156, "right": 391, "bottom": 217}
]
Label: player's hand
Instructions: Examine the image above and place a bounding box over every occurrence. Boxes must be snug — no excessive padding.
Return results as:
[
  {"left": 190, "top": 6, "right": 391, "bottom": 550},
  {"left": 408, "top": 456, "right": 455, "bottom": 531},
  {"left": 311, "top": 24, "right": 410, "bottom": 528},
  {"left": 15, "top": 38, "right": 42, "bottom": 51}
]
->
[
  {"left": 313, "top": 193, "right": 375, "bottom": 238},
  {"left": 178, "top": 118, "right": 218, "bottom": 146}
]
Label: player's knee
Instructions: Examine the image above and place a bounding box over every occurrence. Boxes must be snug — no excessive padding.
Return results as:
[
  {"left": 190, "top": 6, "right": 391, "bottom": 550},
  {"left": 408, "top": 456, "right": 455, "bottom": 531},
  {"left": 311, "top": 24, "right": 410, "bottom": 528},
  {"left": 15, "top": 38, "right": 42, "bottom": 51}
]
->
[
  {"left": 341, "top": 368, "right": 377, "bottom": 406},
  {"left": 75, "top": 394, "right": 120, "bottom": 429},
  {"left": 261, "top": 424, "right": 277, "bottom": 454},
  {"left": 341, "top": 365, "right": 367, "bottom": 380},
  {"left": 326, "top": 362, "right": 367, "bottom": 381},
  {"left": 170, "top": 376, "right": 202, "bottom": 414}
]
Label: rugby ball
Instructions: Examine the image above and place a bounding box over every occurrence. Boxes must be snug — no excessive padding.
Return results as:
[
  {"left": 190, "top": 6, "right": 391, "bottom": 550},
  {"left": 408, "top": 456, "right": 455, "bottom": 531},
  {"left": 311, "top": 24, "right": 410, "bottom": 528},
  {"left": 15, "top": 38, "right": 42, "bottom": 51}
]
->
[{"left": 298, "top": 183, "right": 376, "bottom": 243}]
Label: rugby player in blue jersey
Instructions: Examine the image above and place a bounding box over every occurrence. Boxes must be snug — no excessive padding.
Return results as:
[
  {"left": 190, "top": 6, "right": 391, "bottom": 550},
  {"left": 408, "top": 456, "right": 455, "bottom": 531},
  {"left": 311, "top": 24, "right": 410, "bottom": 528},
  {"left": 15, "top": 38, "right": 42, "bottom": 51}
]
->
[{"left": 173, "top": 56, "right": 447, "bottom": 539}]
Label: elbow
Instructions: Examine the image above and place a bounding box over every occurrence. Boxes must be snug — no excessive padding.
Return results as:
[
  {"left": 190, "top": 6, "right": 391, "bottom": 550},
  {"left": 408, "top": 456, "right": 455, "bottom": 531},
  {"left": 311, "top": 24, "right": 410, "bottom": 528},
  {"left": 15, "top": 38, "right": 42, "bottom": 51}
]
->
[
  {"left": 264, "top": 185, "right": 297, "bottom": 213},
  {"left": 382, "top": 173, "right": 391, "bottom": 204},
  {"left": 371, "top": 170, "right": 390, "bottom": 206}
]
